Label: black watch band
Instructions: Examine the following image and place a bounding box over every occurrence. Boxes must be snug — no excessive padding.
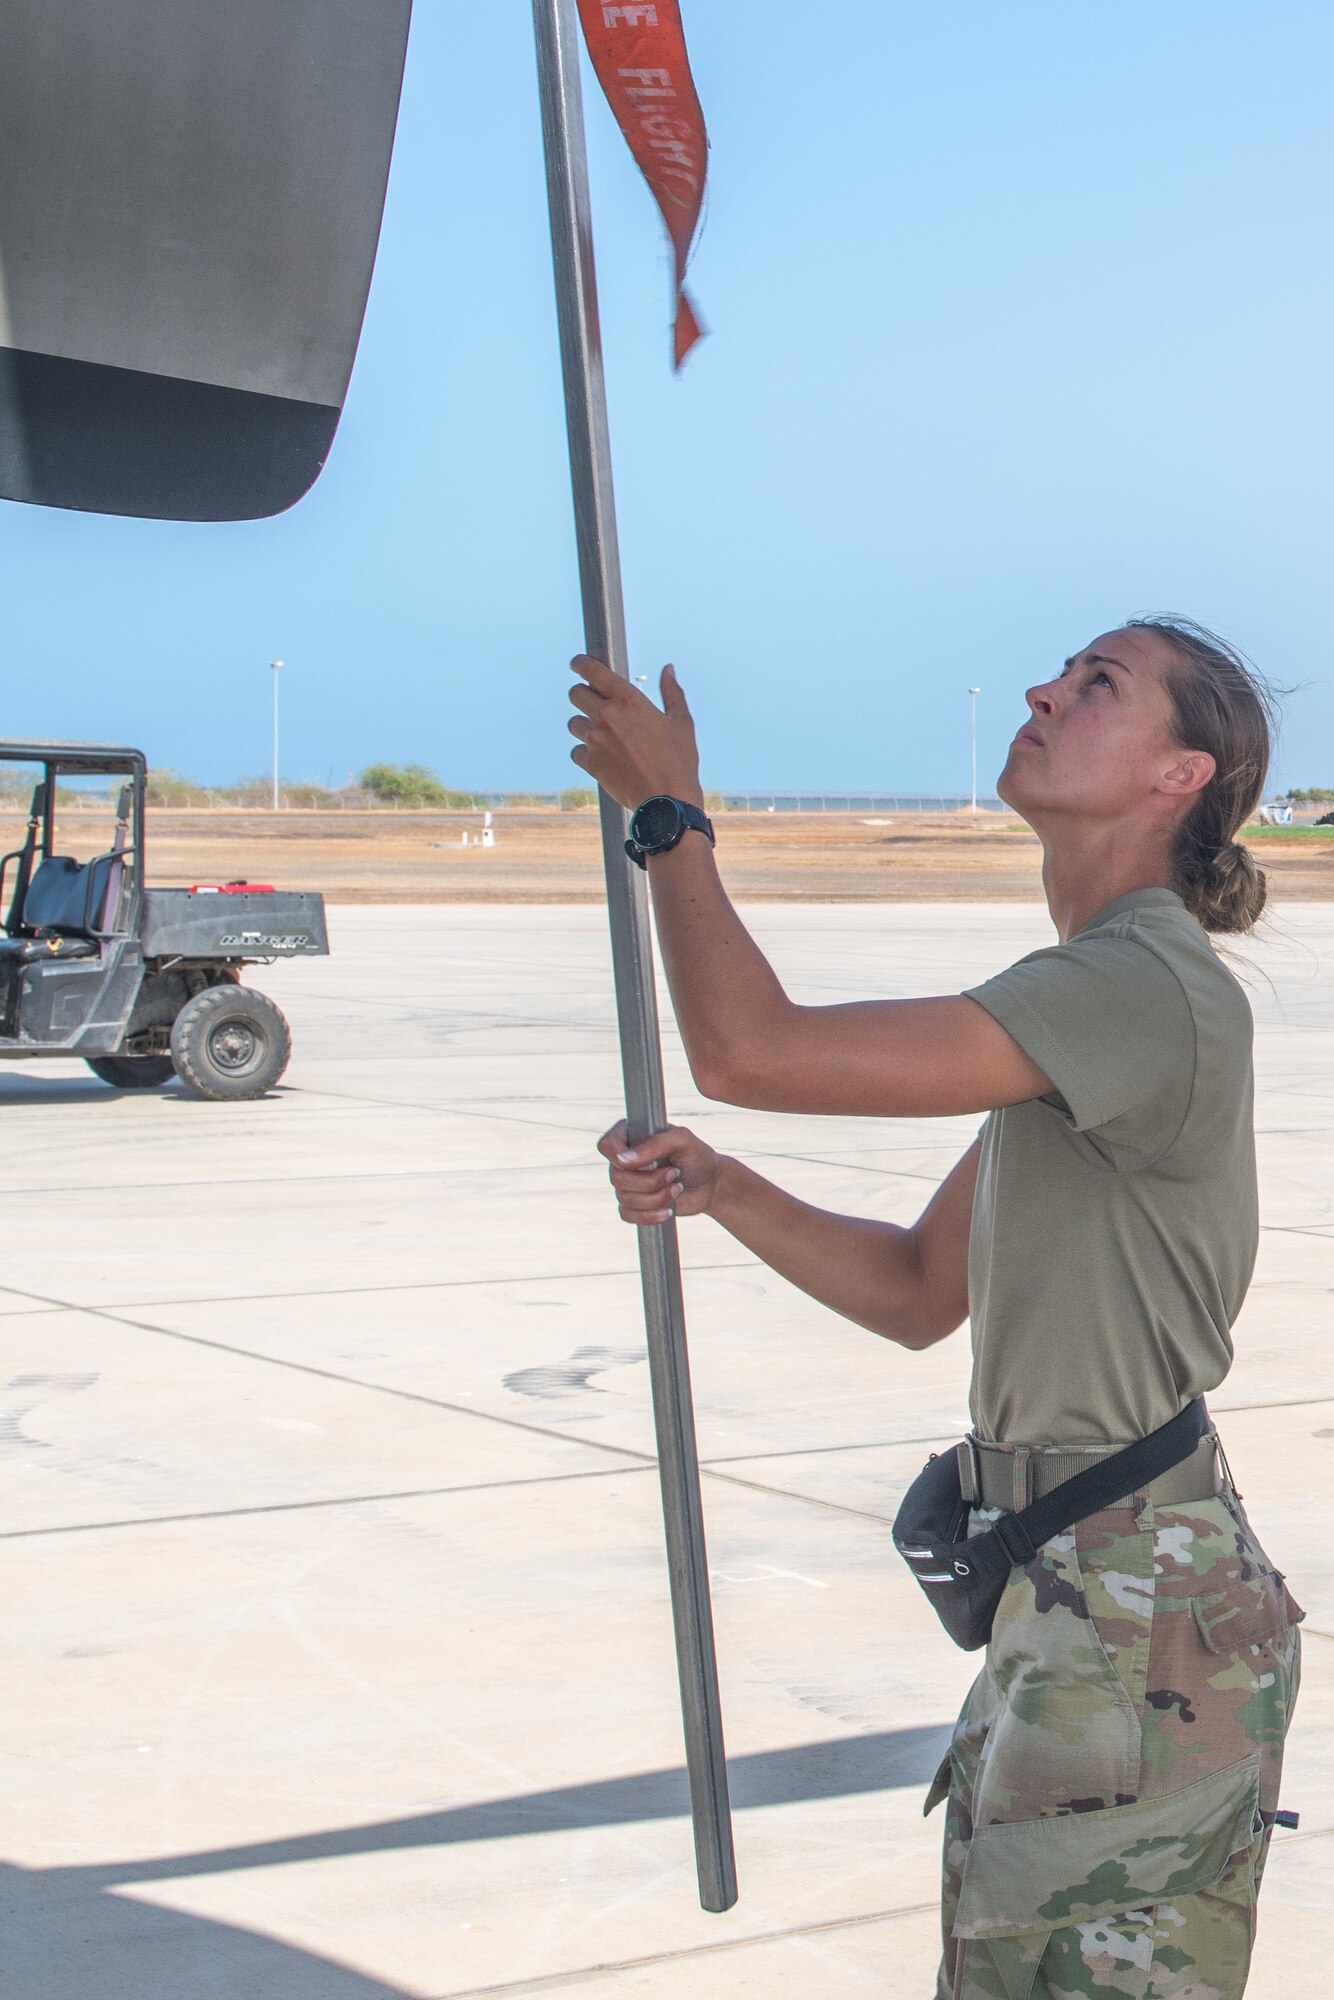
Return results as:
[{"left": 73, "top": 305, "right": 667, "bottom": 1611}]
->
[{"left": 625, "top": 795, "right": 715, "bottom": 869}]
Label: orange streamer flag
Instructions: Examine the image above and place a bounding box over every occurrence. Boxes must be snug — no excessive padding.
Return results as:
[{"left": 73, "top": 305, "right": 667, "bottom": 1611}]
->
[{"left": 574, "top": 0, "right": 709, "bottom": 368}]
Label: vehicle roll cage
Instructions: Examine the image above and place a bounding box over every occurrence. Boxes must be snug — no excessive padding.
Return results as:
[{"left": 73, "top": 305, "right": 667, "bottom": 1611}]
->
[{"left": 0, "top": 742, "right": 146, "bottom": 943}]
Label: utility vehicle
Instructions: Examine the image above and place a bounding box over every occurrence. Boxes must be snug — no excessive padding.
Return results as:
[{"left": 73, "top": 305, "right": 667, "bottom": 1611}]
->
[{"left": 0, "top": 741, "right": 328, "bottom": 1098}]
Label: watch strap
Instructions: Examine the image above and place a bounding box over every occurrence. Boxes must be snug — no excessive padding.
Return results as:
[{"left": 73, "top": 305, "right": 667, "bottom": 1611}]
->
[
  {"left": 624, "top": 795, "right": 715, "bottom": 869},
  {"left": 675, "top": 800, "right": 714, "bottom": 844}
]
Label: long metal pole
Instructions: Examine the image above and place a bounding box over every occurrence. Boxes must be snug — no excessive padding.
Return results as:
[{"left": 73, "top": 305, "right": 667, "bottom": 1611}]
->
[
  {"left": 271, "top": 659, "right": 284, "bottom": 811},
  {"left": 531, "top": 0, "right": 737, "bottom": 1914},
  {"left": 968, "top": 686, "right": 979, "bottom": 813}
]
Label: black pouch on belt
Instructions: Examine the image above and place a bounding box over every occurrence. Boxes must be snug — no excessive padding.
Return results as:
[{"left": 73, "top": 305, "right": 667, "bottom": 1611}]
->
[{"left": 892, "top": 1397, "right": 1209, "bottom": 1650}]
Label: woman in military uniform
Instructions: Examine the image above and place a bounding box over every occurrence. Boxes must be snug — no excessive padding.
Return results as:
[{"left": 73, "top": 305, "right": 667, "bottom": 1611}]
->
[{"left": 569, "top": 616, "right": 1301, "bottom": 2000}]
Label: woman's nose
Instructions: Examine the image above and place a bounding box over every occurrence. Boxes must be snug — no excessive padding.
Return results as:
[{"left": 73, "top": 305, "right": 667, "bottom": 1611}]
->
[{"left": 1026, "top": 681, "right": 1058, "bottom": 717}]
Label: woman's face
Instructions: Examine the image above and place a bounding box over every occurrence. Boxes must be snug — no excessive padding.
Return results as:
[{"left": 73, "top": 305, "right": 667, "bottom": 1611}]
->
[{"left": 997, "top": 627, "right": 1212, "bottom": 824}]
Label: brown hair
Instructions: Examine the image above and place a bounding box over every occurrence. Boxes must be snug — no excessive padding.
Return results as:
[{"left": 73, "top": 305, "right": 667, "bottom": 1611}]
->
[{"left": 1126, "top": 616, "right": 1276, "bottom": 935}]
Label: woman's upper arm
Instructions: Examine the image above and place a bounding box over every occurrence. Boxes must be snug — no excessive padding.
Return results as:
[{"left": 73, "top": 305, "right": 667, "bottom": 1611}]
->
[
  {"left": 905, "top": 1137, "right": 982, "bottom": 1345},
  {"left": 694, "top": 994, "right": 1053, "bottom": 1117}
]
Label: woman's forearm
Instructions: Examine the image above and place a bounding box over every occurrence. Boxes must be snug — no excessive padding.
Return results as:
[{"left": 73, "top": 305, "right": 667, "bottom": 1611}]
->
[
  {"left": 705, "top": 1154, "right": 957, "bottom": 1351},
  {"left": 645, "top": 835, "right": 793, "bottom": 1095}
]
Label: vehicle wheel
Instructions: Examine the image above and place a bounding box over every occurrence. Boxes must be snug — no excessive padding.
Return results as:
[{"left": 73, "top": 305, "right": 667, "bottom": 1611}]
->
[
  {"left": 170, "top": 986, "right": 292, "bottom": 1101},
  {"left": 86, "top": 1054, "right": 177, "bottom": 1090}
]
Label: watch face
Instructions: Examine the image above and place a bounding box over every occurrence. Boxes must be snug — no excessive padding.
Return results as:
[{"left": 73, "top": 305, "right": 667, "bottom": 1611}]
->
[{"left": 631, "top": 795, "right": 685, "bottom": 851}]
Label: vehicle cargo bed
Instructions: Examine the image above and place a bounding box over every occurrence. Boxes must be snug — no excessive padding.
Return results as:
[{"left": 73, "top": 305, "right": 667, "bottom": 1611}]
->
[{"left": 141, "top": 888, "right": 328, "bottom": 959}]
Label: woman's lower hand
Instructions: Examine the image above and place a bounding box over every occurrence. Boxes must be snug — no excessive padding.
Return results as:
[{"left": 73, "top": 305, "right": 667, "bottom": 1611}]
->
[
  {"left": 568, "top": 656, "right": 703, "bottom": 811},
  {"left": 597, "top": 1120, "right": 723, "bottom": 1226}
]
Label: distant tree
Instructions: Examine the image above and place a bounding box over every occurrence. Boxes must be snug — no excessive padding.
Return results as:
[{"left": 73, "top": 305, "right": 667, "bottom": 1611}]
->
[
  {"left": 284, "top": 783, "right": 342, "bottom": 809},
  {"left": 1285, "top": 787, "right": 1334, "bottom": 803},
  {"left": 232, "top": 775, "right": 279, "bottom": 808},
  {"left": 145, "top": 768, "right": 213, "bottom": 807},
  {"left": 359, "top": 763, "right": 479, "bottom": 809},
  {"left": 558, "top": 787, "right": 597, "bottom": 811}
]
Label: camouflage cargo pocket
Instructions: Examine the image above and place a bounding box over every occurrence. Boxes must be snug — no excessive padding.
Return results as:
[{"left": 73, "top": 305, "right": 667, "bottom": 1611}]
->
[
  {"left": 1149, "top": 1494, "right": 1304, "bottom": 1659},
  {"left": 952, "top": 1753, "right": 1262, "bottom": 1942},
  {"left": 1145, "top": 1497, "right": 1303, "bottom": 1800},
  {"left": 1192, "top": 1562, "right": 1301, "bottom": 1656}
]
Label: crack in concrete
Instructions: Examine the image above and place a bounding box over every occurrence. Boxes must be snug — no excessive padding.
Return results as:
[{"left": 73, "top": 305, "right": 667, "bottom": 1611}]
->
[
  {"left": 428, "top": 1898, "right": 939, "bottom": 1999},
  {"left": 0, "top": 1464, "right": 643, "bottom": 1540},
  {"left": 0, "top": 1257, "right": 755, "bottom": 1311}
]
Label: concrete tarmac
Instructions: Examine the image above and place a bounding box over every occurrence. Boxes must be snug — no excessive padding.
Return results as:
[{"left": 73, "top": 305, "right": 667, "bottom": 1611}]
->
[{"left": 3, "top": 904, "right": 1329, "bottom": 1998}]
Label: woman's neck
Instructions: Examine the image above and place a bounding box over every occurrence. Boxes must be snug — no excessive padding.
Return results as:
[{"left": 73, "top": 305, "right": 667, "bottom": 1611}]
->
[{"left": 1034, "top": 819, "right": 1177, "bottom": 943}]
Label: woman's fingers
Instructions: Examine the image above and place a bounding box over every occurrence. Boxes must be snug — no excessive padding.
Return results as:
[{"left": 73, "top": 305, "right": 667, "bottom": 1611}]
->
[
  {"left": 609, "top": 1158, "right": 682, "bottom": 1224},
  {"left": 568, "top": 682, "right": 608, "bottom": 718},
  {"left": 596, "top": 1121, "right": 706, "bottom": 1225},
  {"left": 604, "top": 1122, "right": 693, "bottom": 1166},
  {"left": 571, "top": 652, "right": 620, "bottom": 693},
  {"left": 659, "top": 662, "right": 690, "bottom": 714},
  {"left": 617, "top": 1189, "right": 679, "bottom": 1225},
  {"left": 565, "top": 650, "right": 701, "bottom": 808},
  {"left": 597, "top": 1121, "right": 632, "bottom": 1161},
  {"left": 598, "top": 1124, "right": 680, "bottom": 1183},
  {"left": 615, "top": 1184, "right": 680, "bottom": 1208},
  {"left": 571, "top": 654, "right": 655, "bottom": 701},
  {"left": 609, "top": 1162, "right": 680, "bottom": 1196}
]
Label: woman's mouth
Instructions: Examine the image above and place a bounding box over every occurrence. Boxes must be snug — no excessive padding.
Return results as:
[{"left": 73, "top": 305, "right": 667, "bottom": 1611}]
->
[{"left": 1014, "top": 725, "right": 1044, "bottom": 748}]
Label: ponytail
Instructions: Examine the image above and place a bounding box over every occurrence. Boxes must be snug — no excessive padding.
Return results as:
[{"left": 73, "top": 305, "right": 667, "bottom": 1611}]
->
[{"left": 1127, "top": 617, "right": 1275, "bottom": 935}]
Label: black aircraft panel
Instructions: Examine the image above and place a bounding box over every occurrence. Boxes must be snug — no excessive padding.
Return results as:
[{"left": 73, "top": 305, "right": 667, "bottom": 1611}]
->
[{"left": 0, "top": 0, "right": 412, "bottom": 521}]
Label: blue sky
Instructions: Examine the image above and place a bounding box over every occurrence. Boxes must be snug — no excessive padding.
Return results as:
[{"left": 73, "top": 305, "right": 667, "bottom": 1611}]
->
[{"left": 4, "top": 1, "right": 1332, "bottom": 793}]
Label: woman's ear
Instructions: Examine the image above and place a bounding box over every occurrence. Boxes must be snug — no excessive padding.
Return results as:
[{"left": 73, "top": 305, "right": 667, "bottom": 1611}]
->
[{"left": 1160, "top": 749, "right": 1217, "bottom": 800}]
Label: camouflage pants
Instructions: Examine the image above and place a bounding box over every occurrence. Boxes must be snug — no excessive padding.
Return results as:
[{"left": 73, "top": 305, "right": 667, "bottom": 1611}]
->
[{"left": 929, "top": 1484, "right": 1303, "bottom": 1999}]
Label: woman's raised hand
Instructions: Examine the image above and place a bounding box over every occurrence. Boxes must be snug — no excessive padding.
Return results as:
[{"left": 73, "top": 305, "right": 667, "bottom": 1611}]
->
[
  {"left": 597, "top": 1120, "right": 723, "bottom": 1226},
  {"left": 568, "top": 657, "right": 703, "bottom": 810}
]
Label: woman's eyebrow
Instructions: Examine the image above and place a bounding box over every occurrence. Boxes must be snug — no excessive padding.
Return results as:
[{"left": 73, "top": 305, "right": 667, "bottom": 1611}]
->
[{"left": 1063, "top": 651, "right": 1133, "bottom": 675}]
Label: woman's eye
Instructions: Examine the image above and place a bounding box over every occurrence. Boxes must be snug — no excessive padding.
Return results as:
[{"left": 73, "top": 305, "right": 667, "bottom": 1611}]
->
[{"left": 1093, "top": 670, "right": 1113, "bottom": 689}]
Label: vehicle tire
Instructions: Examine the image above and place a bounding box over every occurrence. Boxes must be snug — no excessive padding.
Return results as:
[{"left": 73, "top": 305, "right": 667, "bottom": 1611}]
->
[
  {"left": 86, "top": 1054, "right": 177, "bottom": 1090},
  {"left": 170, "top": 986, "right": 292, "bottom": 1101}
]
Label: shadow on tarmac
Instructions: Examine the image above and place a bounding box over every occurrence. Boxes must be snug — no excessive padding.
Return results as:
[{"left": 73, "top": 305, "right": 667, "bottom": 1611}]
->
[
  {"left": 6, "top": 1726, "right": 949, "bottom": 1995},
  {"left": 0, "top": 1074, "right": 148, "bottom": 1105},
  {"left": 0, "top": 1075, "right": 296, "bottom": 1108},
  {"left": 2, "top": 1862, "right": 417, "bottom": 1997}
]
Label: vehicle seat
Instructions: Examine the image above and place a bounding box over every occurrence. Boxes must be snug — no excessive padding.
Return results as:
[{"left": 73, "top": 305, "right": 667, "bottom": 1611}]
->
[
  {"left": 0, "top": 934, "right": 98, "bottom": 964},
  {"left": 20, "top": 854, "right": 110, "bottom": 943}
]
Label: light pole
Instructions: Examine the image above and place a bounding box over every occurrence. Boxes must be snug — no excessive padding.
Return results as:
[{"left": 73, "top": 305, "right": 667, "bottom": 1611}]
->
[
  {"left": 968, "top": 687, "right": 980, "bottom": 813},
  {"left": 270, "top": 660, "right": 284, "bottom": 810}
]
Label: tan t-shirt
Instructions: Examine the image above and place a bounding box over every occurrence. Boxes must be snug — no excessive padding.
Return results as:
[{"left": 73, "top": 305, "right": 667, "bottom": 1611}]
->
[{"left": 963, "top": 887, "right": 1257, "bottom": 1446}]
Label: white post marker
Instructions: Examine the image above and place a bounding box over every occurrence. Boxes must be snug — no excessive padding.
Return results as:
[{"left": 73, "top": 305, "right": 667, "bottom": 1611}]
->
[
  {"left": 531, "top": 0, "right": 737, "bottom": 1914},
  {"left": 271, "top": 660, "right": 284, "bottom": 811}
]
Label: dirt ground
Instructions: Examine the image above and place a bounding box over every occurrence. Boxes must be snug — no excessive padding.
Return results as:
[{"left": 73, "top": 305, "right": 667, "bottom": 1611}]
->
[{"left": 9, "top": 808, "right": 1334, "bottom": 904}]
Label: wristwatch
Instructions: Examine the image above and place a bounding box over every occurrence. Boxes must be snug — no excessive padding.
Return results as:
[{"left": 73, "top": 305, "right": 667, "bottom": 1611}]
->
[{"left": 625, "top": 795, "right": 715, "bottom": 869}]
